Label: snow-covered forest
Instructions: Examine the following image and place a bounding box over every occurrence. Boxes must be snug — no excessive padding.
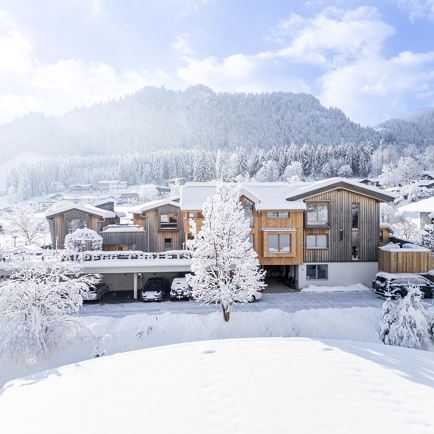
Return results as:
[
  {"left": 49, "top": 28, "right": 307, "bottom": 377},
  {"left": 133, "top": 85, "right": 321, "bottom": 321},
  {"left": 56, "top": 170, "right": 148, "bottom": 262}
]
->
[{"left": 5, "top": 143, "right": 373, "bottom": 199}]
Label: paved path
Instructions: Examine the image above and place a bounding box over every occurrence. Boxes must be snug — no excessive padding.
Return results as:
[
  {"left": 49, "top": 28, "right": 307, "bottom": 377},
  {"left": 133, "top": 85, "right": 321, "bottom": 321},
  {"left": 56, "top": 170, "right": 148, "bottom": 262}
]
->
[{"left": 80, "top": 291, "right": 387, "bottom": 318}]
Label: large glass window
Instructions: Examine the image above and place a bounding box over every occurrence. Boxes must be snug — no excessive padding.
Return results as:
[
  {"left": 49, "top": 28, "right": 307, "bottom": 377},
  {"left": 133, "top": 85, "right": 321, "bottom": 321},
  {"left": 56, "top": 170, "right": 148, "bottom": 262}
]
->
[
  {"left": 306, "top": 264, "right": 328, "bottom": 280},
  {"left": 66, "top": 219, "right": 86, "bottom": 234},
  {"left": 267, "top": 234, "right": 290, "bottom": 253},
  {"left": 160, "top": 213, "right": 178, "bottom": 228},
  {"left": 306, "top": 203, "right": 328, "bottom": 225},
  {"left": 306, "top": 234, "right": 328, "bottom": 249}
]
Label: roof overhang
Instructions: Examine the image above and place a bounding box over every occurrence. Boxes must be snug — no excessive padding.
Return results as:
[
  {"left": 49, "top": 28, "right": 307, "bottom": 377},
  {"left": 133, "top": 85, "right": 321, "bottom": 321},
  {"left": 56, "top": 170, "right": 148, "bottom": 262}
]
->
[{"left": 286, "top": 180, "right": 395, "bottom": 203}]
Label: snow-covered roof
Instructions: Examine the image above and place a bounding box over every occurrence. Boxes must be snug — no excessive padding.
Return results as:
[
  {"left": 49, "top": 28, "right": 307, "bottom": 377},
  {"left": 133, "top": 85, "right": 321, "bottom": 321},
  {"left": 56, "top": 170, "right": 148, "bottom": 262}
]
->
[
  {"left": 45, "top": 203, "right": 117, "bottom": 219},
  {"left": 101, "top": 224, "right": 144, "bottom": 233},
  {"left": 398, "top": 196, "right": 434, "bottom": 213},
  {"left": 418, "top": 180, "right": 434, "bottom": 187},
  {"left": 65, "top": 227, "right": 103, "bottom": 242},
  {"left": 285, "top": 178, "right": 395, "bottom": 202},
  {"left": 180, "top": 182, "right": 306, "bottom": 211},
  {"left": 93, "top": 198, "right": 116, "bottom": 206},
  {"left": 380, "top": 223, "right": 393, "bottom": 232},
  {"left": 133, "top": 196, "right": 180, "bottom": 214},
  {"left": 379, "top": 242, "right": 430, "bottom": 252}
]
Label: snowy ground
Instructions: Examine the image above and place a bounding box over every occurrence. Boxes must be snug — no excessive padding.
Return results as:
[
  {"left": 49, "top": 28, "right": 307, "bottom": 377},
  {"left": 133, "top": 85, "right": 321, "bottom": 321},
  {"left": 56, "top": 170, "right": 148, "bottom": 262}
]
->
[
  {"left": 2, "top": 337, "right": 434, "bottom": 434},
  {"left": 80, "top": 291, "right": 385, "bottom": 317}
]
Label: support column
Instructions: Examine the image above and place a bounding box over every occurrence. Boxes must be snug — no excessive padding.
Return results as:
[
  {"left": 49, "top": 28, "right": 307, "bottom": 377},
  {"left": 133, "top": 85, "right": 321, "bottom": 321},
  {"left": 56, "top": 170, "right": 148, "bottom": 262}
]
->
[{"left": 133, "top": 272, "right": 138, "bottom": 300}]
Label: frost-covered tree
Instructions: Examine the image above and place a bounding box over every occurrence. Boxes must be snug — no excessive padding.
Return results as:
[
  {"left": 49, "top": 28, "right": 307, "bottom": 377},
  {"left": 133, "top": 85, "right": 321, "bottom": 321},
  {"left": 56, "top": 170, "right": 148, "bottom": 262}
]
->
[
  {"left": 282, "top": 161, "right": 303, "bottom": 182},
  {"left": 2, "top": 205, "right": 48, "bottom": 244},
  {"left": 380, "top": 295, "right": 397, "bottom": 344},
  {"left": 0, "top": 258, "right": 100, "bottom": 362},
  {"left": 387, "top": 285, "right": 431, "bottom": 350},
  {"left": 337, "top": 163, "right": 353, "bottom": 178},
  {"left": 64, "top": 227, "right": 103, "bottom": 252},
  {"left": 186, "top": 184, "right": 266, "bottom": 321},
  {"left": 421, "top": 229, "right": 434, "bottom": 253}
]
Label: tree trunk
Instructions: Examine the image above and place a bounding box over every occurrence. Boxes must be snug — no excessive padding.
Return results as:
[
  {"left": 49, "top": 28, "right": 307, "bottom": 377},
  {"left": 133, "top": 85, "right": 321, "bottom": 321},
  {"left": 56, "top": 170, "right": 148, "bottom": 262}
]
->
[{"left": 222, "top": 306, "right": 230, "bottom": 322}]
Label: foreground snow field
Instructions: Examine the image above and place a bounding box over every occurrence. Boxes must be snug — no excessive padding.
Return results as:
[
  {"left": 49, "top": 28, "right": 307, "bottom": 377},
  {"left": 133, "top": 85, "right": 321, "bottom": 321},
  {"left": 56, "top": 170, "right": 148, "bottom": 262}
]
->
[{"left": 1, "top": 338, "right": 434, "bottom": 434}]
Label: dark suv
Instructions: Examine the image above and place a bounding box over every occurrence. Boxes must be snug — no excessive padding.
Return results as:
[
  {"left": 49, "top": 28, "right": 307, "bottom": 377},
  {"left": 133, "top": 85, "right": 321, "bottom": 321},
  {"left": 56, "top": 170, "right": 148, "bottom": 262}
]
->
[
  {"left": 372, "top": 273, "right": 434, "bottom": 299},
  {"left": 139, "top": 277, "right": 169, "bottom": 302}
]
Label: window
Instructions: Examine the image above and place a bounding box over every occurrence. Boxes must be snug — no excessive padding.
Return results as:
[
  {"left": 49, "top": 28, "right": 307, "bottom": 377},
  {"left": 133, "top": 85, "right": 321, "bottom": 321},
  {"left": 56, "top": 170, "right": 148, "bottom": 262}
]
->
[
  {"left": 306, "top": 234, "right": 328, "bottom": 249},
  {"left": 267, "top": 211, "right": 290, "bottom": 219},
  {"left": 164, "top": 237, "right": 172, "bottom": 250},
  {"left": 66, "top": 218, "right": 86, "bottom": 234},
  {"left": 243, "top": 200, "right": 254, "bottom": 227},
  {"left": 267, "top": 234, "right": 290, "bottom": 253},
  {"left": 352, "top": 202, "right": 359, "bottom": 229},
  {"left": 160, "top": 213, "right": 178, "bottom": 228},
  {"left": 352, "top": 230, "right": 360, "bottom": 260},
  {"left": 306, "top": 264, "right": 328, "bottom": 280},
  {"left": 306, "top": 203, "right": 328, "bottom": 225}
]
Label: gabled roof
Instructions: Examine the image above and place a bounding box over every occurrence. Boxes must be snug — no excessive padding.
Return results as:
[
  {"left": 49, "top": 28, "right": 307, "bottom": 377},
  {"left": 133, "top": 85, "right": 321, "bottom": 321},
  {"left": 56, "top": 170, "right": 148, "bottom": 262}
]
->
[
  {"left": 285, "top": 178, "right": 395, "bottom": 202},
  {"left": 180, "top": 183, "right": 306, "bottom": 211},
  {"left": 133, "top": 196, "right": 180, "bottom": 214},
  {"left": 45, "top": 203, "right": 117, "bottom": 219}
]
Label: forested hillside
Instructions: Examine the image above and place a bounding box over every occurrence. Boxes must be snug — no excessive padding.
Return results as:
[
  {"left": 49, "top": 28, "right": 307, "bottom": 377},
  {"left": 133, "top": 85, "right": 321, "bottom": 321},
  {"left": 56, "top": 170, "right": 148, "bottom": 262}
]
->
[
  {"left": 377, "top": 109, "right": 434, "bottom": 148},
  {"left": 0, "top": 85, "right": 380, "bottom": 160}
]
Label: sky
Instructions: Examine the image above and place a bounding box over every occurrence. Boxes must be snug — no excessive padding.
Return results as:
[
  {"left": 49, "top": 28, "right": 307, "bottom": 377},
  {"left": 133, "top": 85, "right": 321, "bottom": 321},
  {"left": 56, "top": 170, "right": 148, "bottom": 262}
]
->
[{"left": 1, "top": 0, "right": 434, "bottom": 126}]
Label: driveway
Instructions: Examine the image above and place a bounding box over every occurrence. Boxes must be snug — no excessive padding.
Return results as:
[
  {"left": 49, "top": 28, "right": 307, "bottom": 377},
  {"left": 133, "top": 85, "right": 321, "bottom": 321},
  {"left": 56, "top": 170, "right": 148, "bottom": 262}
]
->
[{"left": 80, "top": 291, "right": 386, "bottom": 318}]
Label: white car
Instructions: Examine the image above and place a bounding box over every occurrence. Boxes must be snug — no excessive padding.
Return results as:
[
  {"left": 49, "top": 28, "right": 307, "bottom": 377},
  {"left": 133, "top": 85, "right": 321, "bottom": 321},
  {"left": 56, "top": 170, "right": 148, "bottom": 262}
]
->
[
  {"left": 170, "top": 277, "right": 191, "bottom": 300},
  {"left": 250, "top": 290, "right": 262, "bottom": 302}
]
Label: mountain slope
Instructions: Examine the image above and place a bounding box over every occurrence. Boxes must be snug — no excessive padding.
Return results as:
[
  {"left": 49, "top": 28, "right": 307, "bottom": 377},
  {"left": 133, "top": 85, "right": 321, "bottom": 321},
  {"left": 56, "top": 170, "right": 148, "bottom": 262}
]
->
[
  {"left": 0, "top": 85, "right": 380, "bottom": 161},
  {"left": 377, "top": 108, "right": 434, "bottom": 148}
]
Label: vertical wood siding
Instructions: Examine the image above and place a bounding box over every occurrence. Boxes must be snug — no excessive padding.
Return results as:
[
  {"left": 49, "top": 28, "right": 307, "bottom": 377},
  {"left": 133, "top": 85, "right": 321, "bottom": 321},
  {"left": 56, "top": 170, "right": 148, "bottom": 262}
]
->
[{"left": 304, "top": 189, "right": 380, "bottom": 262}]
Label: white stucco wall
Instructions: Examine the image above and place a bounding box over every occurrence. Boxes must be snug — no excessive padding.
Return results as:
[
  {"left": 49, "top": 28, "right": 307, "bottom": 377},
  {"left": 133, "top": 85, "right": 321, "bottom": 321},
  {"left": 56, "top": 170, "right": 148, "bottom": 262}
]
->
[{"left": 298, "top": 262, "right": 378, "bottom": 289}]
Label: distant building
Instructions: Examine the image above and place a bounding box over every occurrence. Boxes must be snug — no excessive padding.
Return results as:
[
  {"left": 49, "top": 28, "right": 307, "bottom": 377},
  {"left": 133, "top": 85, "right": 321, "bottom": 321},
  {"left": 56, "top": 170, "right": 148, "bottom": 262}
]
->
[
  {"left": 46, "top": 202, "right": 119, "bottom": 249},
  {"left": 133, "top": 196, "right": 183, "bottom": 252},
  {"left": 398, "top": 196, "right": 434, "bottom": 229},
  {"left": 96, "top": 180, "right": 127, "bottom": 191}
]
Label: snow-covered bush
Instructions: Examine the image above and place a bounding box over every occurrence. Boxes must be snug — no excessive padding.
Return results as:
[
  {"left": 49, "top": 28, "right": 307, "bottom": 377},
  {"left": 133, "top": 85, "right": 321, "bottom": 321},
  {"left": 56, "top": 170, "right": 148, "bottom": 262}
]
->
[
  {"left": 65, "top": 227, "right": 103, "bottom": 252},
  {"left": 0, "top": 258, "right": 100, "bottom": 363},
  {"left": 386, "top": 285, "right": 431, "bottom": 350},
  {"left": 379, "top": 295, "right": 397, "bottom": 344},
  {"left": 187, "top": 184, "right": 266, "bottom": 321}
]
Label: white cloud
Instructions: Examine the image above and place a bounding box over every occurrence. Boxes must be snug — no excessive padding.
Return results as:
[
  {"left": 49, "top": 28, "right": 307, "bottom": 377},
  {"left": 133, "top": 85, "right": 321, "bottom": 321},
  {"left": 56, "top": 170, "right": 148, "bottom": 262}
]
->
[
  {"left": 0, "top": 9, "right": 175, "bottom": 123},
  {"left": 393, "top": 0, "right": 434, "bottom": 21},
  {"left": 176, "top": 52, "right": 310, "bottom": 93},
  {"left": 268, "top": 7, "right": 395, "bottom": 67},
  {"left": 320, "top": 51, "right": 434, "bottom": 124}
]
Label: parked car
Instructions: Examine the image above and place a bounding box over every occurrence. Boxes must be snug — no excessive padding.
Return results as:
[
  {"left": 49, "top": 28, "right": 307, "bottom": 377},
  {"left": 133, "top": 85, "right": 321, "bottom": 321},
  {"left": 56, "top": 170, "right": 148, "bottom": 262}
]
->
[
  {"left": 249, "top": 289, "right": 263, "bottom": 302},
  {"left": 139, "top": 277, "right": 169, "bottom": 302},
  {"left": 372, "top": 272, "right": 434, "bottom": 299},
  {"left": 83, "top": 282, "right": 109, "bottom": 302},
  {"left": 170, "top": 277, "right": 191, "bottom": 300}
]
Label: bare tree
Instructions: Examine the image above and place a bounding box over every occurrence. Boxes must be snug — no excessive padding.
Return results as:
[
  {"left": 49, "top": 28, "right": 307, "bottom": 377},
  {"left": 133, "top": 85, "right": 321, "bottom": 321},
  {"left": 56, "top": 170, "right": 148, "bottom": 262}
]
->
[{"left": 2, "top": 205, "right": 48, "bottom": 244}]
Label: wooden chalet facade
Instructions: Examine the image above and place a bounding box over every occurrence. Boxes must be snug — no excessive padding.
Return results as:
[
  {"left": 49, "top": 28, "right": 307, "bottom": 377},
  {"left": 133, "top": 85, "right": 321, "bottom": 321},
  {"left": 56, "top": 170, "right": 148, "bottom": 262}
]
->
[
  {"left": 133, "top": 197, "right": 184, "bottom": 252},
  {"left": 46, "top": 202, "right": 119, "bottom": 250},
  {"left": 180, "top": 179, "right": 395, "bottom": 289}
]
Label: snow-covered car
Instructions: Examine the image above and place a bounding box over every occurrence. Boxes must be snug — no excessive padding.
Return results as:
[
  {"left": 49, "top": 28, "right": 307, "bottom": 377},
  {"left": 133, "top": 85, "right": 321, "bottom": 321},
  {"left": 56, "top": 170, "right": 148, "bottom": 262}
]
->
[
  {"left": 82, "top": 282, "right": 109, "bottom": 302},
  {"left": 249, "top": 289, "right": 263, "bottom": 302},
  {"left": 170, "top": 277, "right": 191, "bottom": 300},
  {"left": 372, "top": 272, "right": 434, "bottom": 299},
  {"left": 139, "top": 277, "right": 168, "bottom": 302}
]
